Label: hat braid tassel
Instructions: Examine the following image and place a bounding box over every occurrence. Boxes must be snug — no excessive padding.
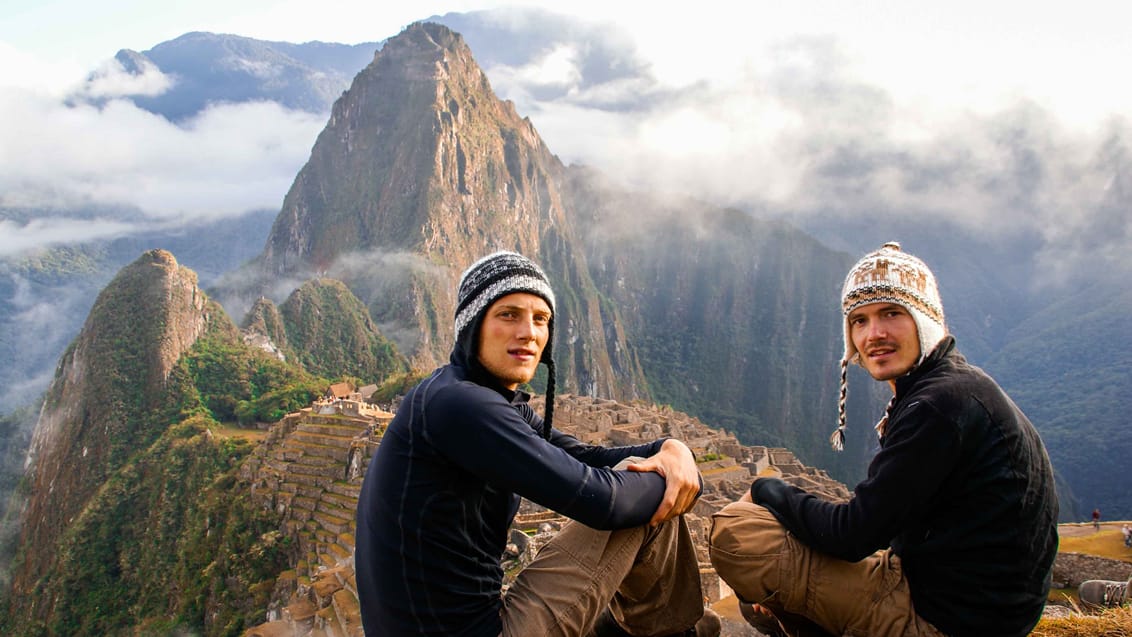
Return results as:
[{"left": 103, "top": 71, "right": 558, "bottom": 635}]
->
[{"left": 831, "top": 359, "right": 848, "bottom": 451}]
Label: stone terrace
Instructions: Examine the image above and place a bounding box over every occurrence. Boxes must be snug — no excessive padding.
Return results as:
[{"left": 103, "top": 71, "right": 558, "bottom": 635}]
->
[
  {"left": 240, "top": 398, "right": 392, "bottom": 637},
  {"left": 239, "top": 393, "right": 849, "bottom": 636}
]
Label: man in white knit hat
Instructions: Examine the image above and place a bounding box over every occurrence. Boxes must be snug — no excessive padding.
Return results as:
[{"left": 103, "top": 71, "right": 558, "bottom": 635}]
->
[{"left": 709, "top": 242, "right": 1059, "bottom": 637}]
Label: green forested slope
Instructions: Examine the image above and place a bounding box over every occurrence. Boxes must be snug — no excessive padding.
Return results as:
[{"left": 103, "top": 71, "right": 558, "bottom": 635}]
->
[
  {"left": 278, "top": 278, "right": 409, "bottom": 383},
  {"left": 987, "top": 278, "right": 1132, "bottom": 521}
]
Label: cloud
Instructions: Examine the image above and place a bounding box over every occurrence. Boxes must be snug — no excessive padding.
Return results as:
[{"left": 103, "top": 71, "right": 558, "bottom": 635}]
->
[
  {"left": 445, "top": 7, "right": 655, "bottom": 111},
  {"left": 77, "top": 55, "right": 172, "bottom": 99},
  {"left": 483, "top": 31, "right": 1132, "bottom": 282},
  {"left": 487, "top": 43, "right": 582, "bottom": 97},
  {"left": 4, "top": 9, "right": 1129, "bottom": 283},
  {"left": 0, "top": 86, "right": 325, "bottom": 254},
  {"left": 0, "top": 41, "right": 87, "bottom": 95},
  {"left": 0, "top": 269, "right": 110, "bottom": 412},
  {"left": 0, "top": 218, "right": 137, "bottom": 257}
]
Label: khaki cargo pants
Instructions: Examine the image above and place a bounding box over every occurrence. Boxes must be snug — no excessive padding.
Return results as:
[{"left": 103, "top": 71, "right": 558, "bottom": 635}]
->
[
  {"left": 709, "top": 502, "right": 945, "bottom": 637},
  {"left": 500, "top": 515, "right": 705, "bottom": 636}
]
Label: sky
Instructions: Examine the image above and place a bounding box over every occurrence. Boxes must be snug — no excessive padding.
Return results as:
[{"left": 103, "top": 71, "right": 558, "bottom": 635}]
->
[
  {"left": 4, "top": 0, "right": 1130, "bottom": 122},
  {"left": 2, "top": 0, "right": 1132, "bottom": 267}
]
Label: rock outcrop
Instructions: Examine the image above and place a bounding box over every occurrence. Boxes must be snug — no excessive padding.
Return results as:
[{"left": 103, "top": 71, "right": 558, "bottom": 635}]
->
[{"left": 256, "top": 278, "right": 410, "bottom": 382}]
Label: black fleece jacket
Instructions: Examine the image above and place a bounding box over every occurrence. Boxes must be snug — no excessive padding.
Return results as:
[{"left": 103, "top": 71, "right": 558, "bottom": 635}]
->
[
  {"left": 355, "top": 353, "right": 670, "bottom": 636},
  {"left": 751, "top": 338, "right": 1058, "bottom": 637}
]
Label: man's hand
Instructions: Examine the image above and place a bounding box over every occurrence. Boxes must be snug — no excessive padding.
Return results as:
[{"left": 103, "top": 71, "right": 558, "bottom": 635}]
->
[{"left": 626, "top": 439, "right": 701, "bottom": 526}]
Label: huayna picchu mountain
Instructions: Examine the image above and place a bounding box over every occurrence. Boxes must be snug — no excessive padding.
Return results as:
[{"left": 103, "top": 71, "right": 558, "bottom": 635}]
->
[{"left": 225, "top": 21, "right": 648, "bottom": 401}]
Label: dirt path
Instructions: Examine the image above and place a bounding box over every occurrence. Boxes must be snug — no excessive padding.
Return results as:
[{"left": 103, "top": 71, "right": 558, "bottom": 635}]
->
[{"left": 1059, "top": 521, "right": 1130, "bottom": 538}]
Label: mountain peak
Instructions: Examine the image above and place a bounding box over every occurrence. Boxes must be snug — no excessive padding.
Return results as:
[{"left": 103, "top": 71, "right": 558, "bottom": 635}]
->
[
  {"left": 260, "top": 20, "right": 544, "bottom": 271},
  {"left": 276, "top": 278, "right": 409, "bottom": 381},
  {"left": 393, "top": 21, "right": 469, "bottom": 55},
  {"left": 82, "top": 32, "right": 383, "bottom": 121},
  {"left": 249, "top": 21, "right": 611, "bottom": 377},
  {"left": 13, "top": 249, "right": 215, "bottom": 596},
  {"left": 112, "top": 48, "right": 151, "bottom": 74}
]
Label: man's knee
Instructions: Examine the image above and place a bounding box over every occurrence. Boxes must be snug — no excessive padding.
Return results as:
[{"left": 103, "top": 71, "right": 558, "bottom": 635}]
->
[
  {"left": 709, "top": 502, "right": 785, "bottom": 554},
  {"left": 708, "top": 502, "right": 787, "bottom": 600}
]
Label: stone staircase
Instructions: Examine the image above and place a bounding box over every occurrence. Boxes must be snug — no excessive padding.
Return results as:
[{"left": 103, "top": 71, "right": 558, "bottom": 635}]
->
[{"left": 242, "top": 404, "right": 390, "bottom": 637}]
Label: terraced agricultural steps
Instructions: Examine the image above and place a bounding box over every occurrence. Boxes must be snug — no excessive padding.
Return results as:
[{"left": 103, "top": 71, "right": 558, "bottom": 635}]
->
[{"left": 241, "top": 399, "right": 390, "bottom": 637}]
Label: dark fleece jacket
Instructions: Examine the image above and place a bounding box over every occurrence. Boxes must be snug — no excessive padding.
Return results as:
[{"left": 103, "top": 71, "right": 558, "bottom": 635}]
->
[
  {"left": 751, "top": 337, "right": 1058, "bottom": 637},
  {"left": 355, "top": 344, "right": 669, "bottom": 636}
]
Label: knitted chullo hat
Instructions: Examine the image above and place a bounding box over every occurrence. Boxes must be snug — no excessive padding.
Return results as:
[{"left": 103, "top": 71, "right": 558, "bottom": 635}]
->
[
  {"left": 454, "top": 251, "right": 557, "bottom": 438},
  {"left": 830, "top": 242, "right": 946, "bottom": 451}
]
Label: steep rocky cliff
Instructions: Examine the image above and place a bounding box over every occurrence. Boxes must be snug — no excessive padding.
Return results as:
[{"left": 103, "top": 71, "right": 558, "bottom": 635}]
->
[
  {"left": 13, "top": 250, "right": 211, "bottom": 599},
  {"left": 563, "top": 171, "right": 883, "bottom": 476}
]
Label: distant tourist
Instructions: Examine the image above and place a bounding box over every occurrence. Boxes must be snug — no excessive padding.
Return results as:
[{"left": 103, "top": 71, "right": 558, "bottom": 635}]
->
[
  {"left": 709, "top": 242, "right": 1059, "bottom": 637},
  {"left": 355, "top": 252, "right": 718, "bottom": 636},
  {"left": 1093, "top": 507, "right": 1102, "bottom": 531},
  {"left": 1123, "top": 524, "right": 1131, "bottom": 547}
]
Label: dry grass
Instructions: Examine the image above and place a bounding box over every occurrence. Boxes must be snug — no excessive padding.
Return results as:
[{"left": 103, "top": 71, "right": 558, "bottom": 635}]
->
[
  {"left": 211, "top": 423, "right": 269, "bottom": 442},
  {"left": 1032, "top": 604, "right": 1132, "bottom": 636}
]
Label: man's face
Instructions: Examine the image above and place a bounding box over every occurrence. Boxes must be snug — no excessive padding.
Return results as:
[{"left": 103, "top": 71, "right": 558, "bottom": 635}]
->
[
  {"left": 848, "top": 302, "right": 921, "bottom": 384},
  {"left": 477, "top": 292, "right": 551, "bottom": 390}
]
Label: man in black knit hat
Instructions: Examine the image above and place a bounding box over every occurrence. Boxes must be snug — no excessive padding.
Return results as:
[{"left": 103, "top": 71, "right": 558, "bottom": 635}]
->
[
  {"left": 355, "top": 251, "right": 718, "bottom": 637},
  {"left": 709, "top": 242, "right": 1058, "bottom": 637}
]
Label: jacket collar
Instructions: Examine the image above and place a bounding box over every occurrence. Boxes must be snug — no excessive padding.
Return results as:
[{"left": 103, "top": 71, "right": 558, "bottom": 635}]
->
[{"left": 894, "top": 335, "right": 956, "bottom": 397}]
